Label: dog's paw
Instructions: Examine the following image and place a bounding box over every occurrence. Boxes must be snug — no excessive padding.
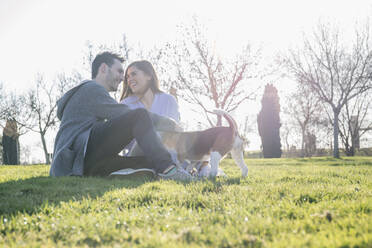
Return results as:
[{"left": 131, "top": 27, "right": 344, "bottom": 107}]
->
[
  {"left": 241, "top": 167, "right": 248, "bottom": 177},
  {"left": 198, "top": 164, "right": 211, "bottom": 177},
  {"left": 217, "top": 168, "right": 227, "bottom": 177}
]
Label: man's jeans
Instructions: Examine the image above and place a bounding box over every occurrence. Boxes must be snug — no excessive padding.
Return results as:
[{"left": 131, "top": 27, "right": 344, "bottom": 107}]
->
[{"left": 84, "top": 108, "right": 173, "bottom": 176}]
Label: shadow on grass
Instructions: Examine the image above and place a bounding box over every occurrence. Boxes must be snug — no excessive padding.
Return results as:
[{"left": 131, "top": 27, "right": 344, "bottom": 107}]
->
[
  {"left": 0, "top": 173, "right": 247, "bottom": 218},
  {"left": 0, "top": 175, "right": 154, "bottom": 217},
  {"left": 296, "top": 157, "right": 343, "bottom": 162},
  {"left": 252, "top": 157, "right": 372, "bottom": 166},
  {"left": 327, "top": 159, "right": 372, "bottom": 166}
]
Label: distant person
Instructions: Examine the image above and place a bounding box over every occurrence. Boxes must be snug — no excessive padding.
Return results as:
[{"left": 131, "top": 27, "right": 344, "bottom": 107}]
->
[
  {"left": 119, "top": 60, "right": 180, "bottom": 158},
  {"left": 2, "top": 119, "right": 19, "bottom": 165},
  {"left": 50, "top": 52, "right": 193, "bottom": 181}
]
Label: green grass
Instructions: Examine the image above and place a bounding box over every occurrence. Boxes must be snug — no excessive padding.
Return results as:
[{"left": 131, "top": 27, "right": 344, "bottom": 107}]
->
[{"left": 0, "top": 157, "right": 371, "bottom": 247}]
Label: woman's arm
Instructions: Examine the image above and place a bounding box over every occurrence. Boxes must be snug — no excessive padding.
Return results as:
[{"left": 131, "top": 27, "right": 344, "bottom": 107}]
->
[{"left": 165, "top": 94, "right": 180, "bottom": 123}]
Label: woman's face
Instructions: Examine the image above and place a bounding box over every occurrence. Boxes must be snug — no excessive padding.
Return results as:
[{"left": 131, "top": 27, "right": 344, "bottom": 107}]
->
[{"left": 126, "top": 66, "right": 151, "bottom": 95}]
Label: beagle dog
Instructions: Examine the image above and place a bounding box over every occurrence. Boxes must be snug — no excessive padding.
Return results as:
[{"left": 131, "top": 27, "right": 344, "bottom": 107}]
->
[{"left": 158, "top": 110, "right": 248, "bottom": 177}]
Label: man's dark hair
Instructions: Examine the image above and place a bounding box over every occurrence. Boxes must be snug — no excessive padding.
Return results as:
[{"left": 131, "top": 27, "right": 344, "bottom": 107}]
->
[{"left": 91, "top": 52, "right": 124, "bottom": 79}]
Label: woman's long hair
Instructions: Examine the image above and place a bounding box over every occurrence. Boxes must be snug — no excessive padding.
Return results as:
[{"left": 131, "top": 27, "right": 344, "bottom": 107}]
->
[{"left": 120, "top": 60, "right": 163, "bottom": 101}]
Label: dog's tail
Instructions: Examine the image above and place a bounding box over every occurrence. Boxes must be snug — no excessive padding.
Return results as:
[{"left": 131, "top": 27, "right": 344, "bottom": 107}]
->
[{"left": 213, "top": 109, "right": 238, "bottom": 134}]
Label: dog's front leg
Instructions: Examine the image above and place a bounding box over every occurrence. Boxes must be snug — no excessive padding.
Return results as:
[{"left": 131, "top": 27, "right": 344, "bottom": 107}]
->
[
  {"left": 209, "top": 151, "right": 222, "bottom": 177},
  {"left": 198, "top": 161, "right": 211, "bottom": 177}
]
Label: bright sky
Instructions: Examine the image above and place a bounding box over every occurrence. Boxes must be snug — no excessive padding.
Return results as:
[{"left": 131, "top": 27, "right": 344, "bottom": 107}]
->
[{"left": 0, "top": 0, "right": 371, "bottom": 162}]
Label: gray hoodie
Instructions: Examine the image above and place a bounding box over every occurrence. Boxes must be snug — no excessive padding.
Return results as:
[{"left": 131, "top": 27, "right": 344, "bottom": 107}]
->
[{"left": 50, "top": 80, "right": 178, "bottom": 177}]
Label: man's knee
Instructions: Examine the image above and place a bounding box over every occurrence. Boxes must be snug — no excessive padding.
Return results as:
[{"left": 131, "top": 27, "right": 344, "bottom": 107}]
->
[{"left": 131, "top": 108, "right": 151, "bottom": 121}]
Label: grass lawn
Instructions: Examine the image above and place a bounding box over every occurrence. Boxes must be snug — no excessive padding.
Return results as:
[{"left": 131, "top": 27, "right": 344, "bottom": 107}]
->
[{"left": 0, "top": 157, "right": 371, "bottom": 247}]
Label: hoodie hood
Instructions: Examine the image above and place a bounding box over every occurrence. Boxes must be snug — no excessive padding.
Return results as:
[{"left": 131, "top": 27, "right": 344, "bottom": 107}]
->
[{"left": 57, "top": 81, "right": 91, "bottom": 120}]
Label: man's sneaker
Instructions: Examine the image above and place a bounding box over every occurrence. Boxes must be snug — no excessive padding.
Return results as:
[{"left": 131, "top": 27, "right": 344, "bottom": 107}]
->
[
  {"left": 109, "top": 168, "right": 156, "bottom": 179},
  {"left": 157, "top": 164, "right": 195, "bottom": 181}
]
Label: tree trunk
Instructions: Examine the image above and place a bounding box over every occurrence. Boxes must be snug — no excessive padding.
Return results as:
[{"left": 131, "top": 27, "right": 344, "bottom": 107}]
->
[
  {"left": 349, "top": 145, "right": 355, "bottom": 156},
  {"left": 40, "top": 132, "right": 50, "bottom": 164},
  {"left": 348, "top": 137, "right": 355, "bottom": 157},
  {"left": 344, "top": 140, "right": 353, "bottom": 156},
  {"left": 301, "top": 129, "right": 305, "bottom": 158},
  {"left": 333, "top": 111, "right": 340, "bottom": 158},
  {"left": 350, "top": 132, "right": 358, "bottom": 156}
]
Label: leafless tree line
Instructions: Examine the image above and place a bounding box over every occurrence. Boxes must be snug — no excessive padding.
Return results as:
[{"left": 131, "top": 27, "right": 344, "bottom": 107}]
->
[
  {"left": 0, "top": 73, "right": 82, "bottom": 164},
  {"left": 282, "top": 22, "right": 372, "bottom": 158},
  {"left": 1, "top": 20, "right": 372, "bottom": 164}
]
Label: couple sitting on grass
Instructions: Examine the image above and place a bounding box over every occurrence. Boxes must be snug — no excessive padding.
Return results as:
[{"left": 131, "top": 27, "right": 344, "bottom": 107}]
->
[{"left": 50, "top": 51, "right": 194, "bottom": 181}]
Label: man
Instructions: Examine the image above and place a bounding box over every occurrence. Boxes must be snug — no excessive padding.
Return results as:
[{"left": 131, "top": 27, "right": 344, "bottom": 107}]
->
[{"left": 50, "top": 51, "right": 192, "bottom": 180}]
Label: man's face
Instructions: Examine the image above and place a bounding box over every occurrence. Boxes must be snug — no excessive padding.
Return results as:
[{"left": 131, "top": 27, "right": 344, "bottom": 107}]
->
[{"left": 105, "top": 59, "right": 124, "bottom": 92}]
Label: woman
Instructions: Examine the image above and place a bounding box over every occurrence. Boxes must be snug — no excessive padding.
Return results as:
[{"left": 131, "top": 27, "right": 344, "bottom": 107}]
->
[
  {"left": 120, "top": 60, "right": 179, "bottom": 121},
  {"left": 120, "top": 60, "right": 212, "bottom": 177},
  {"left": 120, "top": 60, "right": 180, "bottom": 160}
]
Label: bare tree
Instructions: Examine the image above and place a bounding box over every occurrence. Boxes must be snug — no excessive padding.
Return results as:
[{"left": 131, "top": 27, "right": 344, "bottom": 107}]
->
[
  {"left": 83, "top": 35, "right": 131, "bottom": 76},
  {"left": 280, "top": 121, "right": 292, "bottom": 153},
  {"left": 285, "top": 86, "right": 324, "bottom": 157},
  {"left": 284, "top": 22, "right": 372, "bottom": 158},
  {"left": 0, "top": 82, "right": 35, "bottom": 136},
  {"left": 166, "top": 19, "right": 267, "bottom": 126},
  {"left": 1, "top": 83, "right": 36, "bottom": 164},
  {"left": 1, "top": 93, "right": 35, "bottom": 135},
  {"left": 56, "top": 71, "right": 83, "bottom": 94},
  {"left": 27, "top": 74, "right": 59, "bottom": 164},
  {"left": 21, "top": 73, "right": 80, "bottom": 164},
  {"left": 315, "top": 113, "right": 335, "bottom": 155},
  {"left": 339, "top": 91, "right": 372, "bottom": 156}
]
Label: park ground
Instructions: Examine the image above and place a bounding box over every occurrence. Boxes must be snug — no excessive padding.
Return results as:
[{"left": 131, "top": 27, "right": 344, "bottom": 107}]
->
[{"left": 0, "top": 157, "right": 371, "bottom": 247}]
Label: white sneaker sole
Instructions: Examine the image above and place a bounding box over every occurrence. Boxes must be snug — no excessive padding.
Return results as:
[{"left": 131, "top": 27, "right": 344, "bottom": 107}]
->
[{"left": 109, "top": 168, "right": 155, "bottom": 179}]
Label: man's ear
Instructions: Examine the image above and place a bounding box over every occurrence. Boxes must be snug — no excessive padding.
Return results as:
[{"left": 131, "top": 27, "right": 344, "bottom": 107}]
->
[{"left": 99, "top": 63, "right": 108, "bottom": 74}]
